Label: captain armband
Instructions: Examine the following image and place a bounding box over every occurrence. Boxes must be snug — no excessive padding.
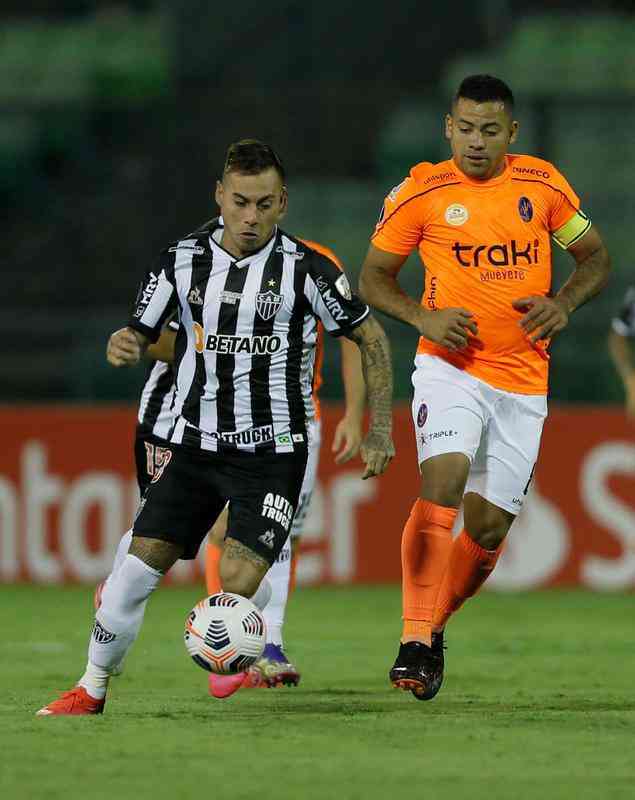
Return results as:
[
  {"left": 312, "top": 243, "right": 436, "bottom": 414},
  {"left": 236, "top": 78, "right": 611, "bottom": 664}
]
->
[{"left": 552, "top": 210, "right": 592, "bottom": 250}]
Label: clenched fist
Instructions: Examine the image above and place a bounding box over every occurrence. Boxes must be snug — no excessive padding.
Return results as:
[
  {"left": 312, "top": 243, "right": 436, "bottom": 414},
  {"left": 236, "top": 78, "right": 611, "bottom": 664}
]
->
[{"left": 107, "top": 327, "right": 143, "bottom": 367}]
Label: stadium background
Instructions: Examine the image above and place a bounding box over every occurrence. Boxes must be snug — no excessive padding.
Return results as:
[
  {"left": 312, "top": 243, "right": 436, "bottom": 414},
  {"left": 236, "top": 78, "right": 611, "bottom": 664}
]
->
[
  {"left": 1, "top": 0, "right": 633, "bottom": 591},
  {"left": 2, "top": 5, "right": 634, "bottom": 800},
  {"left": 0, "top": 0, "right": 635, "bottom": 588}
]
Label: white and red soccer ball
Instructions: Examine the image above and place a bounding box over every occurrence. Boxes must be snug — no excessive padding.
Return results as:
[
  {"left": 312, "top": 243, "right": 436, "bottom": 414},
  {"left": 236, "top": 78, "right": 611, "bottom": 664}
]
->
[{"left": 184, "top": 592, "right": 266, "bottom": 675}]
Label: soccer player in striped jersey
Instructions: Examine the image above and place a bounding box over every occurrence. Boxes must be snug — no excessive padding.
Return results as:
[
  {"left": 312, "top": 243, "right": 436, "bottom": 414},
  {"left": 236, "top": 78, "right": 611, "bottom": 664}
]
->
[
  {"left": 608, "top": 286, "right": 635, "bottom": 419},
  {"left": 104, "top": 281, "right": 364, "bottom": 695},
  {"left": 37, "top": 139, "right": 394, "bottom": 715},
  {"left": 359, "top": 75, "right": 610, "bottom": 701}
]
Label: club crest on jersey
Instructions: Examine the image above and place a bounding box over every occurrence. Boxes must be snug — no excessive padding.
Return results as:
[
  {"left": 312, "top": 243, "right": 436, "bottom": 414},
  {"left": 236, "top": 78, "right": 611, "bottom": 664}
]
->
[
  {"left": 417, "top": 403, "right": 428, "bottom": 427},
  {"left": 518, "top": 196, "right": 533, "bottom": 222},
  {"left": 445, "top": 204, "right": 469, "bottom": 226},
  {"left": 255, "top": 290, "right": 283, "bottom": 321}
]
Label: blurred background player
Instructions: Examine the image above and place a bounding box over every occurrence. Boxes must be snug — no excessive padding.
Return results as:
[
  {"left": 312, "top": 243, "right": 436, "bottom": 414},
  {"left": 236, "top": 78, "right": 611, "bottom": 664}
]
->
[
  {"left": 608, "top": 285, "right": 635, "bottom": 419},
  {"left": 37, "top": 139, "right": 394, "bottom": 715},
  {"left": 205, "top": 251, "right": 365, "bottom": 690},
  {"left": 359, "top": 75, "right": 610, "bottom": 701}
]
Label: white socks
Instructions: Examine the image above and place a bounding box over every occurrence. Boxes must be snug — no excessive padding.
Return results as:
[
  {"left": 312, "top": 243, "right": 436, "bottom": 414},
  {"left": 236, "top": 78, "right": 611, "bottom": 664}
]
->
[
  {"left": 262, "top": 539, "right": 291, "bottom": 647},
  {"left": 112, "top": 529, "right": 133, "bottom": 573},
  {"left": 250, "top": 577, "right": 272, "bottom": 611},
  {"left": 79, "top": 554, "right": 162, "bottom": 699}
]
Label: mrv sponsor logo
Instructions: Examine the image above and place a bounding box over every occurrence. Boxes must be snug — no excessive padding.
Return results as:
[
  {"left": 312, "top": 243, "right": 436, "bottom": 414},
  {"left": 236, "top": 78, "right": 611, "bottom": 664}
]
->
[
  {"left": 133, "top": 272, "right": 159, "bottom": 317},
  {"left": 315, "top": 275, "right": 349, "bottom": 322}
]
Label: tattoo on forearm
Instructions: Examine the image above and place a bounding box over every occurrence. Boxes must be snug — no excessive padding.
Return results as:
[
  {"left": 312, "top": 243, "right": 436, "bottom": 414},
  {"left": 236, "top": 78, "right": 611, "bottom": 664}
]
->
[
  {"left": 557, "top": 246, "right": 610, "bottom": 314},
  {"left": 351, "top": 323, "right": 393, "bottom": 437}
]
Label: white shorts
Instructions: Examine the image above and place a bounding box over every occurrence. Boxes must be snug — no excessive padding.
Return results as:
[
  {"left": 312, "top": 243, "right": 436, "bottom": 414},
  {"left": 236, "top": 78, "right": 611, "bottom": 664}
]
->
[
  {"left": 411, "top": 355, "right": 547, "bottom": 515},
  {"left": 290, "top": 417, "right": 322, "bottom": 538}
]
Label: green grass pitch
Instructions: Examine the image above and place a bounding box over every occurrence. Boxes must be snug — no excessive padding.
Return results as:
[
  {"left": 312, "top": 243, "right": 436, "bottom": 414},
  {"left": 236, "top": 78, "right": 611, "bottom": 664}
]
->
[{"left": 1, "top": 584, "right": 633, "bottom": 800}]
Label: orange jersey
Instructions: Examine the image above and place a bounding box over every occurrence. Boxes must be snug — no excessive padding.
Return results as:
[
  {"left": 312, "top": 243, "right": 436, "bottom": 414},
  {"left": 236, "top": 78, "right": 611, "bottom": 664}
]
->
[
  {"left": 300, "top": 239, "right": 344, "bottom": 420},
  {"left": 372, "top": 154, "right": 588, "bottom": 394}
]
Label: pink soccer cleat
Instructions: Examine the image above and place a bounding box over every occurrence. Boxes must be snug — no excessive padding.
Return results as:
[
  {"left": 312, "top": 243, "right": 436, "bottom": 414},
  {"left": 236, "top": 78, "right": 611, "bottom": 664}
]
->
[{"left": 208, "top": 672, "right": 248, "bottom": 699}]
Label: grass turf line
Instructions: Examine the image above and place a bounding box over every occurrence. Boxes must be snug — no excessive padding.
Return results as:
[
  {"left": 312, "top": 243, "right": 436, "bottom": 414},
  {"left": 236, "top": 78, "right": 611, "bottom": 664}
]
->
[{"left": 0, "top": 585, "right": 633, "bottom": 800}]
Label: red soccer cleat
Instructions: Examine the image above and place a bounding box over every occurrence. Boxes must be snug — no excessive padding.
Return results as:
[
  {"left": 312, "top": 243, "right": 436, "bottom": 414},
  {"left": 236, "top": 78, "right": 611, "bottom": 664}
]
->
[{"left": 36, "top": 686, "right": 105, "bottom": 716}]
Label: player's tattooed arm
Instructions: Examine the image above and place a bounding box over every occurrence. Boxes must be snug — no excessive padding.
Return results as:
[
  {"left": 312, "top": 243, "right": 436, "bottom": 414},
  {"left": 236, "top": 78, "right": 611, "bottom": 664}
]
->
[
  {"left": 107, "top": 327, "right": 150, "bottom": 367},
  {"left": 347, "top": 316, "right": 395, "bottom": 479},
  {"left": 513, "top": 225, "right": 611, "bottom": 343},
  {"left": 359, "top": 244, "right": 478, "bottom": 351}
]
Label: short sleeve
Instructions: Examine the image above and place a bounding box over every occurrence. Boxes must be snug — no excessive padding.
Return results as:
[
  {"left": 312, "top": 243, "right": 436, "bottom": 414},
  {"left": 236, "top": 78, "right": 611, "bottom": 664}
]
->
[
  {"left": 128, "top": 248, "right": 177, "bottom": 342},
  {"left": 544, "top": 166, "right": 581, "bottom": 230},
  {"left": 371, "top": 175, "right": 425, "bottom": 256},
  {"left": 304, "top": 253, "right": 369, "bottom": 336}
]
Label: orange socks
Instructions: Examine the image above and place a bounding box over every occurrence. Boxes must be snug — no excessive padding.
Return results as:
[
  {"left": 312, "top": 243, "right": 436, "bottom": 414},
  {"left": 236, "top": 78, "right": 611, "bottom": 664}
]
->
[
  {"left": 205, "top": 542, "right": 223, "bottom": 595},
  {"left": 289, "top": 552, "right": 298, "bottom": 597},
  {"left": 401, "top": 499, "right": 457, "bottom": 645},
  {"left": 432, "top": 529, "right": 503, "bottom": 631}
]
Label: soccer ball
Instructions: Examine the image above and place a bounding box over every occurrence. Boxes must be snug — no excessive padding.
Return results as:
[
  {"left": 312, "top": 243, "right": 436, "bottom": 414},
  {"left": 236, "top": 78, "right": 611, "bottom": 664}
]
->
[{"left": 184, "top": 592, "right": 266, "bottom": 674}]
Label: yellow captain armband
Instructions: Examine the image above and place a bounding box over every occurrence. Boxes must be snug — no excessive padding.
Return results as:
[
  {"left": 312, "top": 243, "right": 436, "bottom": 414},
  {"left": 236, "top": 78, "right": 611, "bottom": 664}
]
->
[{"left": 552, "top": 210, "right": 592, "bottom": 249}]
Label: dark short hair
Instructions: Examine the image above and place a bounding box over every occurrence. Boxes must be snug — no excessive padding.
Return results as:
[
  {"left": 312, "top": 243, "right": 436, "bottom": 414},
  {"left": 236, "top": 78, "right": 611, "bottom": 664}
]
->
[
  {"left": 453, "top": 74, "right": 514, "bottom": 114},
  {"left": 223, "top": 139, "right": 286, "bottom": 183}
]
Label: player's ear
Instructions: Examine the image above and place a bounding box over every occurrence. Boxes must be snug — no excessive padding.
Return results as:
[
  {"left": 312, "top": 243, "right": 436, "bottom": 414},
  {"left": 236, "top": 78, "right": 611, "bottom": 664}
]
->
[
  {"left": 444, "top": 113, "right": 453, "bottom": 141},
  {"left": 509, "top": 120, "right": 519, "bottom": 145},
  {"left": 214, "top": 179, "right": 223, "bottom": 207},
  {"left": 278, "top": 185, "right": 288, "bottom": 219}
]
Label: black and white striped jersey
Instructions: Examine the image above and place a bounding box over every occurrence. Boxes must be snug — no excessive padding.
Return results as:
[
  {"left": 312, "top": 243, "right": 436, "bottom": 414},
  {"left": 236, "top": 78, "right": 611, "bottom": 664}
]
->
[
  {"left": 136, "top": 318, "right": 180, "bottom": 440},
  {"left": 612, "top": 286, "right": 635, "bottom": 338},
  {"left": 128, "top": 219, "right": 369, "bottom": 453}
]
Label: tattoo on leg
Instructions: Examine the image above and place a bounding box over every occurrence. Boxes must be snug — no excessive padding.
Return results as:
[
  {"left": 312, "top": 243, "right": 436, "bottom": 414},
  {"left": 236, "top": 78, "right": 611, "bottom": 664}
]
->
[
  {"left": 129, "top": 536, "right": 184, "bottom": 573},
  {"left": 223, "top": 538, "right": 270, "bottom": 572}
]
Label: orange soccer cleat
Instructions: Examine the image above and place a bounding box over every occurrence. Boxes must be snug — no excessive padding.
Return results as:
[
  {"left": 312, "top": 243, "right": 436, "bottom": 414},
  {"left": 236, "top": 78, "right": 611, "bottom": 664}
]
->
[{"left": 36, "top": 686, "right": 105, "bottom": 716}]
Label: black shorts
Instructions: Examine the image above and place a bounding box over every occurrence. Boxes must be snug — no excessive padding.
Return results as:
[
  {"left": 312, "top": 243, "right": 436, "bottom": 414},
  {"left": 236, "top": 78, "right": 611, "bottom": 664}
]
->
[
  {"left": 133, "top": 442, "right": 308, "bottom": 563},
  {"left": 134, "top": 432, "right": 172, "bottom": 494}
]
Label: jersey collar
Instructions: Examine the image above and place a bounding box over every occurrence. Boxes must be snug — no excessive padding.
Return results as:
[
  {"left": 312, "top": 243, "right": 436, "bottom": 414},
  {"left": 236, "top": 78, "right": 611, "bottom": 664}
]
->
[
  {"left": 209, "top": 226, "right": 278, "bottom": 267},
  {"left": 454, "top": 155, "right": 511, "bottom": 188}
]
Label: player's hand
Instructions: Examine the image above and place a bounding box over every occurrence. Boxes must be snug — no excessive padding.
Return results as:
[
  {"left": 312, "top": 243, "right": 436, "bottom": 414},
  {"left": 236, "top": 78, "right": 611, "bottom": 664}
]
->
[
  {"left": 359, "top": 430, "right": 395, "bottom": 479},
  {"left": 332, "top": 415, "right": 364, "bottom": 465},
  {"left": 107, "top": 327, "right": 143, "bottom": 367},
  {"left": 512, "top": 295, "right": 569, "bottom": 343},
  {"left": 417, "top": 308, "right": 479, "bottom": 352}
]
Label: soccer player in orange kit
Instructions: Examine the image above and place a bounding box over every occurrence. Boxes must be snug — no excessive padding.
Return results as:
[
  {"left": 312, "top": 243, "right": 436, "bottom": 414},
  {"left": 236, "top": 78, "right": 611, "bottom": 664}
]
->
[{"left": 359, "top": 75, "right": 611, "bottom": 701}]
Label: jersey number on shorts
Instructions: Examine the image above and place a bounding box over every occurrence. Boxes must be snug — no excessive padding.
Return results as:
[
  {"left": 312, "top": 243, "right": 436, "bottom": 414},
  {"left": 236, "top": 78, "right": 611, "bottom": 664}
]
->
[{"left": 144, "top": 442, "right": 173, "bottom": 484}]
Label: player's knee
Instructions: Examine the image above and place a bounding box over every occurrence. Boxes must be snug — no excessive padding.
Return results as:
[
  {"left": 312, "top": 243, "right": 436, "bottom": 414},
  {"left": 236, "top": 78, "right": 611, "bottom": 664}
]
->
[
  {"left": 419, "top": 454, "right": 470, "bottom": 508},
  {"left": 419, "top": 474, "right": 465, "bottom": 508}
]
